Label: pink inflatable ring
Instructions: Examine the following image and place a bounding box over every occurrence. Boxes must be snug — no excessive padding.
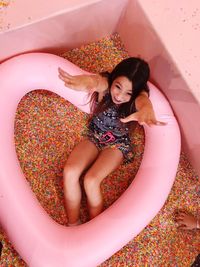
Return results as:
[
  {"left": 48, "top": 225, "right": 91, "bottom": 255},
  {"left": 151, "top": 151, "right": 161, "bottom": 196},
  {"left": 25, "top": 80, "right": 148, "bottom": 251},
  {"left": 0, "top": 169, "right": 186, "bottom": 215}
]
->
[{"left": 0, "top": 53, "right": 181, "bottom": 267}]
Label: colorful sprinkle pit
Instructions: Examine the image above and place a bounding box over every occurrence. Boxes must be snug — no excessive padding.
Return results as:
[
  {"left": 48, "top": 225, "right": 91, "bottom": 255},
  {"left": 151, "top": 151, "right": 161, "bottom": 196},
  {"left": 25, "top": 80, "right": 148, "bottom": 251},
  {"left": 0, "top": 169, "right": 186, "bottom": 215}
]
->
[{"left": 0, "top": 33, "right": 199, "bottom": 267}]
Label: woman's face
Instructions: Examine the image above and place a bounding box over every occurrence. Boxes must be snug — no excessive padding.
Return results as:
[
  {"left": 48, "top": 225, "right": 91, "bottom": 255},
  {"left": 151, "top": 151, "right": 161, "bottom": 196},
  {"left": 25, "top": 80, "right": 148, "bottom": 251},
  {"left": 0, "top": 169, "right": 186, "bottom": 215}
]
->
[{"left": 110, "top": 76, "right": 132, "bottom": 105}]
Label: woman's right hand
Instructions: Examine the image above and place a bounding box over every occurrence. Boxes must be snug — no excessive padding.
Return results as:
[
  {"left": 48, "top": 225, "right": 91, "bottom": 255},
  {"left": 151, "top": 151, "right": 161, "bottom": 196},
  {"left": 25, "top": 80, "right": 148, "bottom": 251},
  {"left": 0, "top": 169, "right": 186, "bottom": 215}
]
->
[
  {"left": 58, "top": 67, "right": 108, "bottom": 93},
  {"left": 58, "top": 67, "right": 96, "bottom": 92}
]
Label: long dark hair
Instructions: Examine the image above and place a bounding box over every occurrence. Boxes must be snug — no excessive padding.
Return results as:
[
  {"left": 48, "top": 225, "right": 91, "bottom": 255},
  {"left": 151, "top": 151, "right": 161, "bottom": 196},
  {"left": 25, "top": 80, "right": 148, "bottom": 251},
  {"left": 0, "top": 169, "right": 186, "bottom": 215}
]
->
[{"left": 91, "top": 57, "right": 150, "bottom": 118}]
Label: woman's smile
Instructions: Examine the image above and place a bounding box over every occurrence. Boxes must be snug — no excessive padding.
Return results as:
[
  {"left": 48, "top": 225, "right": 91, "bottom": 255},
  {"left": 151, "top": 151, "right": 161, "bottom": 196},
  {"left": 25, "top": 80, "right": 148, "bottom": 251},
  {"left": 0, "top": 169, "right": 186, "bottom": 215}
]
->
[{"left": 110, "top": 76, "right": 132, "bottom": 104}]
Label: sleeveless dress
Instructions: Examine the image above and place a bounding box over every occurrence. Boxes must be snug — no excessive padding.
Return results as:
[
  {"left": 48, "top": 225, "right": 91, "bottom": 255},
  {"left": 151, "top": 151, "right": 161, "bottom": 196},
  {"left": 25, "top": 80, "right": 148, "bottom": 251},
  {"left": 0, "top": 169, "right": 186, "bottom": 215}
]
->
[{"left": 87, "top": 104, "right": 134, "bottom": 163}]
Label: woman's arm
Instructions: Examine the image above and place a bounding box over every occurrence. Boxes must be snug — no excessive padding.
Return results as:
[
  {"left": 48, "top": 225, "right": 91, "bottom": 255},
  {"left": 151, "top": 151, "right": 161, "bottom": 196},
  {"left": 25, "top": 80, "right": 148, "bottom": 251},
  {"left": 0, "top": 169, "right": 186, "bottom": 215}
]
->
[
  {"left": 120, "top": 91, "right": 166, "bottom": 126},
  {"left": 58, "top": 68, "right": 108, "bottom": 93},
  {"left": 58, "top": 68, "right": 164, "bottom": 126}
]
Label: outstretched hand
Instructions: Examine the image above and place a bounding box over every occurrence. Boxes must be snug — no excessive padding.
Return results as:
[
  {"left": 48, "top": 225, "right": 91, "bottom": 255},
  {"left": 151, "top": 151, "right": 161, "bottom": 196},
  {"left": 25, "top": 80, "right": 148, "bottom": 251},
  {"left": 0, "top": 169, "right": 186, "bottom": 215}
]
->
[
  {"left": 58, "top": 67, "right": 108, "bottom": 94},
  {"left": 58, "top": 67, "right": 96, "bottom": 92},
  {"left": 120, "top": 106, "right": 166, "bottom": 126}
]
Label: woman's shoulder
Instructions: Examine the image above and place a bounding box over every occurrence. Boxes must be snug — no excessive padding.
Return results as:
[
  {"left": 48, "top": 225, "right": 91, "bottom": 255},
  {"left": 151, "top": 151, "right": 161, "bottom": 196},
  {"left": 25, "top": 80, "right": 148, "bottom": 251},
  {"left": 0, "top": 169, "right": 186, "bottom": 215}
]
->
[{"left": 97, "top": 90, "right": 109, "bottom": 103}]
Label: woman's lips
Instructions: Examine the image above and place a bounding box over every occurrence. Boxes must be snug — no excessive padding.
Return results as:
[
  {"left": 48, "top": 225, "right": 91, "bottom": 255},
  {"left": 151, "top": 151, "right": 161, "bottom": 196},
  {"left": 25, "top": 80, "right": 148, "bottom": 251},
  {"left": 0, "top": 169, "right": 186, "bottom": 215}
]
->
[{"left": 112, "top": 96, "right": 121, "bottom": 104}]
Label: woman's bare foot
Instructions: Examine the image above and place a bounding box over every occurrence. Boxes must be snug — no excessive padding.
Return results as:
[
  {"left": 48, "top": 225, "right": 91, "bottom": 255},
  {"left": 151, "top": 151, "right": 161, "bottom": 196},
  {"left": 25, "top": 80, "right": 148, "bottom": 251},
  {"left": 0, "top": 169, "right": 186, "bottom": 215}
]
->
[
  {"left": 67, "top": 219, "right": 81, "bottom": 227},
  {"left": 175, "top": 211, "right": 199, "bottom": 230}
]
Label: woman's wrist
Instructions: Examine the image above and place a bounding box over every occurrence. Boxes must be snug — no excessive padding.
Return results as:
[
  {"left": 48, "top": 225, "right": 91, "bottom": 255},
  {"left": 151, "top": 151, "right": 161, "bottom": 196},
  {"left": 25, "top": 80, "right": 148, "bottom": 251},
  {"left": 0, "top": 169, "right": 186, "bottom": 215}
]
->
[
  {"left": 93, "top": 74, "right": 108, "bottom": 93},
  {"left": 135, "top": 93, "right": 152, "bottom": 111},
  {"left": 93, "top": 74, "right": 101, "bottom": 88}
]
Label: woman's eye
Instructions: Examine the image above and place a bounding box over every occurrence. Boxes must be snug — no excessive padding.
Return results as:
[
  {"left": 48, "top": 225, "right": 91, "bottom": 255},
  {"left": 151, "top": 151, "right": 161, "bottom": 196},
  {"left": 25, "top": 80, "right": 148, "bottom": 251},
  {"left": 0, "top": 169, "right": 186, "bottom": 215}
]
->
[
  {"left": 116, "top": 84, "right": 121, "bottom": 90},
  {"left": 127, "top": 93, "right": 132, "bottom": 96}
]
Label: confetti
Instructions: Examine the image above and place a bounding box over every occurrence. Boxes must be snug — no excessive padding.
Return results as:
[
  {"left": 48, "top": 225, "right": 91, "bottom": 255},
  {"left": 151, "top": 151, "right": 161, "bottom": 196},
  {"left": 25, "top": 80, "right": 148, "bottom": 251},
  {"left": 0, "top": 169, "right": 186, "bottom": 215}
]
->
[{"left": 0, "top": 0, "right": 10, "bottom": 9}]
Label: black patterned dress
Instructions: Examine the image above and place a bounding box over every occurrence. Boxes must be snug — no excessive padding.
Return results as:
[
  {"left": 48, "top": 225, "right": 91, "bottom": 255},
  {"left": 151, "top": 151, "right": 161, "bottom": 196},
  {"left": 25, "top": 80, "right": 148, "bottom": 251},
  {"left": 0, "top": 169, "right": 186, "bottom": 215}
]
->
[{"left": 87, "top": 104, "right": 134, "bottom": 163}]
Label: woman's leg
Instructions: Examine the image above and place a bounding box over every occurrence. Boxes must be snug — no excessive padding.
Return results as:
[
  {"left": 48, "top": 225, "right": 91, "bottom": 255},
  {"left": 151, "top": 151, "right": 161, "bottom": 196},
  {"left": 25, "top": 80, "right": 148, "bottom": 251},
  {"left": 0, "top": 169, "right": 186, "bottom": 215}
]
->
[
  {"left": 83, "top": 148, "right": 123, "bottom": 219},
  {"left": 63, "top": 139, "right": 99, "bottom": 224}
]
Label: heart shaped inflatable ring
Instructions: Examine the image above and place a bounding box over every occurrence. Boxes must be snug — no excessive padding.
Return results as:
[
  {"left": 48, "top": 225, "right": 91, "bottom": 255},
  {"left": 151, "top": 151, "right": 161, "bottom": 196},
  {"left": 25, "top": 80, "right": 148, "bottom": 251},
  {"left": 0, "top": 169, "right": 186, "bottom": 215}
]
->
[{"left": 0, "top": 53, "right": 180, "bottom": 267}]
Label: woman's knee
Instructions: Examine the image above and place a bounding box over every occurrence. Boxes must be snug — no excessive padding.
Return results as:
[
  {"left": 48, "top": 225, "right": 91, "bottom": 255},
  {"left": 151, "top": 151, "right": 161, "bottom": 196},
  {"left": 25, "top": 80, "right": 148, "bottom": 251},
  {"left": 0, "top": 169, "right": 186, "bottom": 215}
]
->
[
  {"left": 83, "top": 173, "right": 100, "bottom": 195},
  {"left": 63, "top": 164, "right": 80, "bottom": 186}
]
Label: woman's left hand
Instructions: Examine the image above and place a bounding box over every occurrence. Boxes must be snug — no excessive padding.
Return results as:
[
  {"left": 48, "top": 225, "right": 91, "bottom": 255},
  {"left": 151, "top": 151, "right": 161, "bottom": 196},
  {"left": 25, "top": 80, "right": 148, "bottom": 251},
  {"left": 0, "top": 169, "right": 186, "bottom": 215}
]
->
[
  {"left": 120, "top": 91, "right": 166, "bottom": 126},
  {"left": 120, "top": 106, "right": 166, "bottom": 126}
]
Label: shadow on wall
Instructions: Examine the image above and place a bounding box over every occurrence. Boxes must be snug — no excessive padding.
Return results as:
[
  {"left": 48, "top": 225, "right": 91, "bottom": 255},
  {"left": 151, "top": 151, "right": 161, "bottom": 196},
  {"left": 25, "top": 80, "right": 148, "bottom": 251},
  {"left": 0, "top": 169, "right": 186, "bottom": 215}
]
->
[
  {"left": 149, "top": 52, "right": 200, "bottom": 178},
  {"left": 149, "top": 54, "right": 197, "bottom": 103}
]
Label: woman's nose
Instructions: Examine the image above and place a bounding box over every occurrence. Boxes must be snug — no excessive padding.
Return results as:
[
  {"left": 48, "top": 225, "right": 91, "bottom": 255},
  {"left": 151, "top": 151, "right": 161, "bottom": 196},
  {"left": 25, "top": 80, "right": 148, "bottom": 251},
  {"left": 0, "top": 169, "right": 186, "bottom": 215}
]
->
[{"left": 116, "top": 93, "right": 124, "bottom": 101}]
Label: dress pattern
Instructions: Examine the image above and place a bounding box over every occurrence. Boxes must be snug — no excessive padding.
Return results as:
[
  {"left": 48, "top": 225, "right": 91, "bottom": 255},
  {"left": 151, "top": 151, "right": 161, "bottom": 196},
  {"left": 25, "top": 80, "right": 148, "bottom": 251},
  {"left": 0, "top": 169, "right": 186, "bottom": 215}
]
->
[{"left": 87, "top": 104, "right": 134, "bottom": 163}]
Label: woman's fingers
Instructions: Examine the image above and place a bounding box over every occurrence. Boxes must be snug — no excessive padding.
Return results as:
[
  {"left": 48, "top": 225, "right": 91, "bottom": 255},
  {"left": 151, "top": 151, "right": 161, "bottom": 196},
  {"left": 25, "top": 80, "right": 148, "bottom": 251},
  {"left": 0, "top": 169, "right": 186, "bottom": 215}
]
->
[
  {"left": 140, "top": 119, "right": 162, "bottom": 127},
  {"left": 58, "top": 68, "right": 81, "bottom": 89},
  {"left": 58, "top": 68, "right": 76, "bottom": 83},
  {"left": 58, "top": 74, "right": 69, "bottom": 83},
  {"left": 155, "top": 121, "right": 167, "bottom": 126},
  {"left": 58, "top": 67, "right": 72, "bottom": 78},
  {"left": 120, "top": 113, "right": 167, "bottom": 126},
  {"left": 120, "top": 113, "right": 138, "bottom": 123}
]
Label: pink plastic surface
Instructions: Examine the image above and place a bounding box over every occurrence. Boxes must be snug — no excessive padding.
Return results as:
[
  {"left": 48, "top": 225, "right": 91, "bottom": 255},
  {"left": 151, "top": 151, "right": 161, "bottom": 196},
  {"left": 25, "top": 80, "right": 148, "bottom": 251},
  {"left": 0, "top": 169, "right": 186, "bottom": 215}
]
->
[
  {"left": 0, "top": 53, "right": 181, "bottom": 267},
  {"left": 1, "top": 0, "right": 199, "bottom": 177},
  {"left": 0, "top": 0, "right": 127, "bottom": 62},
  {"left": 117, "top": 0, "right": 200, "bottom": 177}
]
